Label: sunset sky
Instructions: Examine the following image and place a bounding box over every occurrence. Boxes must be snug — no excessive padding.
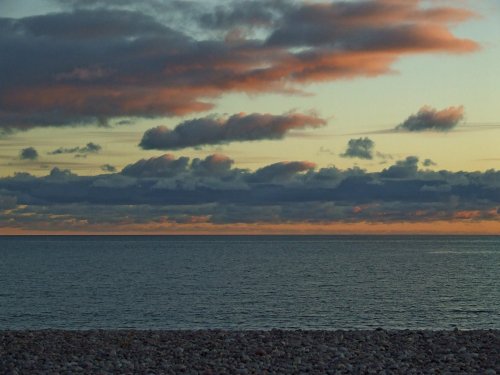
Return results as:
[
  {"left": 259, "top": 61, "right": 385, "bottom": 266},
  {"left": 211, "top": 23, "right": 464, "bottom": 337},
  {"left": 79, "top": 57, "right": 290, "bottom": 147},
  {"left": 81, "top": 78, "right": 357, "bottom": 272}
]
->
[{"left": 0, "top": 0, "right": 499, "bottom": 234}]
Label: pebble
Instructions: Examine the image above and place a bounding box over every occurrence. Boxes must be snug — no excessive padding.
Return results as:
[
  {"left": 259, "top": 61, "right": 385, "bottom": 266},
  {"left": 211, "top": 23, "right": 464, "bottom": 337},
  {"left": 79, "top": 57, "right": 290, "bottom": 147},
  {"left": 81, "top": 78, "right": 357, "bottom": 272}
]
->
[{"left": 0, "top": 329, "right": 498, "bottom": 374}]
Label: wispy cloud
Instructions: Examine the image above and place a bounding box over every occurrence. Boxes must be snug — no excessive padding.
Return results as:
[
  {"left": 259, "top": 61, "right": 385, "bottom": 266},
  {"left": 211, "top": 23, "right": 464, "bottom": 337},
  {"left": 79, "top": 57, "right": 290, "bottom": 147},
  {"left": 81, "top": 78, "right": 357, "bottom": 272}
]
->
[
  {"left": 100, "top": 164, "right": 117, "bottom": 173},
  {"left": 48, "top": 142, "right": 102, "bottom": 157}
]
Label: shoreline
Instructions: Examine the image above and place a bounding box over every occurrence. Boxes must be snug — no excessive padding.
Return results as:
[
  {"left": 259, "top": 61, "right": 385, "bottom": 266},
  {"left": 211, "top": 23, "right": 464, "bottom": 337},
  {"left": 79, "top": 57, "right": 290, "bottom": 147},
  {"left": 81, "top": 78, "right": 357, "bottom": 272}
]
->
[{"left": 1, "top": 329, "right": 498, "bottom": 374}]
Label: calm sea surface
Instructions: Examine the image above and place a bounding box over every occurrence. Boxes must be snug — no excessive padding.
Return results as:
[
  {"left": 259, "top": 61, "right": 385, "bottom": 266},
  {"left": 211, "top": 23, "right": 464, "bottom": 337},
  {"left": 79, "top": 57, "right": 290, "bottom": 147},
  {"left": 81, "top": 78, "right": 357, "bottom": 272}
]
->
[{"left": 0, "top": 236, "right": 498, "bottom": 330}]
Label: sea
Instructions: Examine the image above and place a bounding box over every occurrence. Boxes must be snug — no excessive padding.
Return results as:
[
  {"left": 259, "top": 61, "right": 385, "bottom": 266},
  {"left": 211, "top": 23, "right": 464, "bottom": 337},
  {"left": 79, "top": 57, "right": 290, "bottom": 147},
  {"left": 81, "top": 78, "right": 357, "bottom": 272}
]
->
[{"left": 0, "top": 235, "right": 498, "bottom": 330}]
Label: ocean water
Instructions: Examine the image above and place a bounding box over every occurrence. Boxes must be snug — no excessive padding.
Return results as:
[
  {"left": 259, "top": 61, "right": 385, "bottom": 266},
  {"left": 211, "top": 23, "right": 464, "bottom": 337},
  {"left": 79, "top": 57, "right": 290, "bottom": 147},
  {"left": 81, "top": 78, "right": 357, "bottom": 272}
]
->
[{"left": 0, "top": 236, "right": 498, "bottom": 330}]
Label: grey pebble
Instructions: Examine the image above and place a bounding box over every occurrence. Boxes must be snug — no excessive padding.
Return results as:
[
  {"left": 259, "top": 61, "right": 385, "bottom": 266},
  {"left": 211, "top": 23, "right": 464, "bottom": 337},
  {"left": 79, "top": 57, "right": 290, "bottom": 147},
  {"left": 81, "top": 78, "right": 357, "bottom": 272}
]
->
[{"left": 0, "top": 329, "right": 499, "bottom": 374}]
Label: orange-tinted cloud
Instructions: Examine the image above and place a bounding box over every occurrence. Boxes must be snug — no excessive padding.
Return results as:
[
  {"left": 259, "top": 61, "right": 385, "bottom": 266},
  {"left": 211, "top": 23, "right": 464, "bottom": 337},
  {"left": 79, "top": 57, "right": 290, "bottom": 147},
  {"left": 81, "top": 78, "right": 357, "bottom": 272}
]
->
[
  {"left": 396, "top": 106, "right": 465, "bottom": 132},
  {"left": 0, "top": 0, "right": 478, "bottom": 131}
]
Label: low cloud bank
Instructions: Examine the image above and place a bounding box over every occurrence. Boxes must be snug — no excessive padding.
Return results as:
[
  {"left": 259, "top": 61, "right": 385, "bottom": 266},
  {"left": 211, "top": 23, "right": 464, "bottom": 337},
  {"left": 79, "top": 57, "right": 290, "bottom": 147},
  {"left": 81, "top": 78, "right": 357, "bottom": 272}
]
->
[{"left": 0, "top": 154, "right": 498, "bottom": 230}]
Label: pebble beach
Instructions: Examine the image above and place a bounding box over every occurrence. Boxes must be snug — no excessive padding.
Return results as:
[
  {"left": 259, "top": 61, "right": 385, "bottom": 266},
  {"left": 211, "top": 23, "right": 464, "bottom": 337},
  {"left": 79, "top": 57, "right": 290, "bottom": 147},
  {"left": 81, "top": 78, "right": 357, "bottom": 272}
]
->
[{"left": 1, "top": 329, "right": 499, "bottom": 374}]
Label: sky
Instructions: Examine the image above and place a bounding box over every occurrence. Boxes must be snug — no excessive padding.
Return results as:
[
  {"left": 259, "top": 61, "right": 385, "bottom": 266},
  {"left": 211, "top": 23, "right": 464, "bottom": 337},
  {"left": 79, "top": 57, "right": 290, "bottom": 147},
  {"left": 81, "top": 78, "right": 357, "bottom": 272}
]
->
[{"left": 0, "top": 0, "right": 499, "bottom": 234}]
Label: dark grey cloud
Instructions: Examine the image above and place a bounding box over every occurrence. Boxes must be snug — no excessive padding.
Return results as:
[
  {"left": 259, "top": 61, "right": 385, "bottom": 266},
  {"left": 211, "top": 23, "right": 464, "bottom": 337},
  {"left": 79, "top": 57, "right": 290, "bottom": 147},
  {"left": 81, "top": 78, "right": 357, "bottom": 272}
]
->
[
  {"left": 1, "top": 154, "right": 498, "bottom": 229},
  {"left": 423, "top": 159, "right": 437, "bottom": 167},
  {"left": 47, "top": 167, "right": 79, "bottom": 181},
  {"left": 48, "top": 142, "right": 102, "bottom": 156},
  {"left": 121, "top": 154, "right": 190, "bottom": 178},
  {"left": 341, "top": 137, "right": 374, "bottom": 159},
  {"left": 101, "top": 164, "right": 117, "bottom": 173},
  {"left": 396, "top": 106, "right": 465, "bottom": 132},
  {"left": 0, "top": 193, "right": 17, "bottom": 210},
  {"left": 380, "top": 156, "right": 419, "bottom": 179},
  {"left": 19, "top": 147, "right": 38, "bottom": 160},
  {"left": 21, "top": 9, "right": 170, "bottom": 39},
  {"left": 56, "top": 0, "right": 197, "bottom": 15},
  {"left": 250, "top": 161, "right": 316, "bottom": 183},
  {"left": 198, "top": 0, "right": 292, "bottom": 31},
  {"left": 0, "top": 1, "right": 477, "bottom": 132},
  {"left": 140, "top": 113, "right": 326, "bottom": 150}
]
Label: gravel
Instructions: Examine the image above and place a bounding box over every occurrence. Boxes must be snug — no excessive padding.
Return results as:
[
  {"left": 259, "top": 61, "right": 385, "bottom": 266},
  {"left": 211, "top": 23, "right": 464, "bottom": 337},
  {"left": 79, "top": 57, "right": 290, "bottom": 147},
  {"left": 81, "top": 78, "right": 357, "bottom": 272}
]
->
[{"left": 1, "top": 329, "right": 498, "bottom": 374}]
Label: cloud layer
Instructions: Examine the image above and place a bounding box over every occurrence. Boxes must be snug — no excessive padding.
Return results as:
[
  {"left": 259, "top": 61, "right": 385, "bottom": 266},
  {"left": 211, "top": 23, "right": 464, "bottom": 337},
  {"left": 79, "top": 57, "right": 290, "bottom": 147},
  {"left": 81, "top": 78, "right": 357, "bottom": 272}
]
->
[
  {"left": 0, "top": 154, "right": 498, "bottom": 232},
  {"left": 396, "top": 106, "right": 465, "bottom": 132},
  {"left": 140, "top": 113, "right": 326, "bottom": 150},
  {"left": 0, "top": 0, "right": 478, "bottom": 132}
]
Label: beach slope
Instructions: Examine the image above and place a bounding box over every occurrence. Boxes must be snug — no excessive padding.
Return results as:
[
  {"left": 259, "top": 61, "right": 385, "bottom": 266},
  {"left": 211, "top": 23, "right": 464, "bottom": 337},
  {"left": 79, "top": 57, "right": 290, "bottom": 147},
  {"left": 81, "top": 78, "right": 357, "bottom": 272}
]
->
[{"left": 1, "top": 329, "right": 499, "bottom": 374}]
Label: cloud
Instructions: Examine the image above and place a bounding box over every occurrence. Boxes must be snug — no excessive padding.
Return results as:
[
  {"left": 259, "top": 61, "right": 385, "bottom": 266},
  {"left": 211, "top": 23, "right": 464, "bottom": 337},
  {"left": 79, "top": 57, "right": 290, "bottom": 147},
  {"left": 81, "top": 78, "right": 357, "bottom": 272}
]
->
[
  {"left": 92, "top": 174, "right": 136, "bottom": 188},
  {"left": 197, "top": 0, "right": 292, "bottom": 30},
  {"left": 0, "top": 193, "right": 17, "bottom": 209},
  {"left": 250, "top": 161, "right": 316, "bottom": 183},
  {"left": 140, "top": 112, "right": 326, "bottom": 150},
  {"left": 47, "top": 167, "right": 78, "bottom": 181},
  {"left": 191, "top": 154, "right": 234, "bottom": 177},
  {"left": 423, "top": 159, "right": 437, "bottom": 167},
  {"left": 48, "top": 142, "right": 102, "bottom": 156},
  {"left": 396, "top": 106, "right": 465, "bottom": 132},
  {"left": 1, "top": 154, "right": 498, "bottom": 231},
  {"left": 100, "top": 164, "right": 117, "bottom": 173},
  {"left": 19, "top": 147, "right": 39, "bottom": 160},
  {"left": 318, "top": 146, "right": 335, "bottom": 156},
  {"left": 380, "top": 156, "right": 419, "bottom": 178},
  {"left": 0, "top": 1, "right": 478, "bottom": 132},
  {"left": 341, "top": 137, "right": 374, "bottom": 159},
  {"left": 121, "top": 154, "right": 190, "bottom": 178}
]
